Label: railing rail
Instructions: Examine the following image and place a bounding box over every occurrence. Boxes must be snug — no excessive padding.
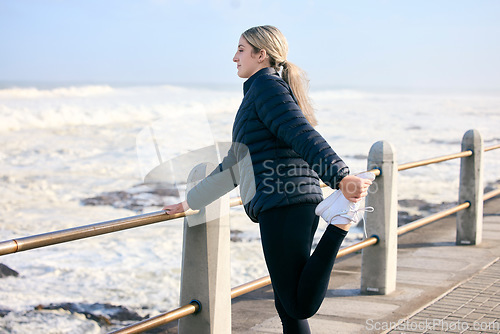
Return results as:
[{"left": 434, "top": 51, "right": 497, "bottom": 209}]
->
[
  {"left": 111, "top": 301, "right": 200, "bottom": 334},
  {"left": 485, "top": 143, "right": 500, "bottom": 152},
  {"left": 0, "top": 209, "right": 198, "bottom": 256},
  {"left": 484, "top": 187, "right": 500, "bottom": 201},
  {"left": 398, "top": 150, "right": 472, "bottom": 171},
  {"left": 397, "top": 202, "right": 470, "bottom": 236},
  {"left": 0, "top": 132, "right": 499, "bottom": 334}
]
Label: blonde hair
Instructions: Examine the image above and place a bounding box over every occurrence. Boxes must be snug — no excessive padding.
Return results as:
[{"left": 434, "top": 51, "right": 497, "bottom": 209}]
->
[{"left": 242, "top": 25, "right": 317, "bottom": 126}]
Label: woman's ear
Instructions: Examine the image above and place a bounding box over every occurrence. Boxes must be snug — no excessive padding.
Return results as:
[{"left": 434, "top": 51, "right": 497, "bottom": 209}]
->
[{"left": 258, "top": 49, "right": 268, "bottom": 63}]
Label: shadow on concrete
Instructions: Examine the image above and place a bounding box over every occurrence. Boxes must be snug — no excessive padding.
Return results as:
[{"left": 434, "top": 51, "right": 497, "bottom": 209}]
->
[{"left": 398, "top": 241, "right": 455, "bottom": 249}]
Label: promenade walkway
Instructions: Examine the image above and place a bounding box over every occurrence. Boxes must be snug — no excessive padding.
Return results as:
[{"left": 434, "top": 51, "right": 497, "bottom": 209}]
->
[{"left": 231, "top": 195, "right": 500, "bottom": 334}]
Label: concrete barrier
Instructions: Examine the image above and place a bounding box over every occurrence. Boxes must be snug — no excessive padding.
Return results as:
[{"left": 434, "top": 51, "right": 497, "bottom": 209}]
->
[
  {"left": 361, "top": 140, "right": 398, "bottom": 295},
  {"left": 179, "top": 163, "right": 231, "bottom": 334},
  {"left": 457, "top": 129, "right": 484, "bottom": 245}
]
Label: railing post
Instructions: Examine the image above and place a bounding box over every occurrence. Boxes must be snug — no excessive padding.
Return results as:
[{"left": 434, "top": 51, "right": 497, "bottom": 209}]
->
[
  {"left": 361, "top": 140, "right": 398, "bottom": 295},
  {"left": 179, "top": 163, "right": 231, "bottom": 334},
  {"left": 457, "top": 129, "right": 484, "bottom": 245}
]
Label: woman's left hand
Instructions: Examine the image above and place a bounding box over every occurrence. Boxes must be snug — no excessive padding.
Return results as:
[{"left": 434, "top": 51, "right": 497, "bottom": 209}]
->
[
  {"left": 163, "top": 200, "right": 190, "bottom": 215},
  {"left": 338, "top": 175, "right": 372, "bottom": 202}
]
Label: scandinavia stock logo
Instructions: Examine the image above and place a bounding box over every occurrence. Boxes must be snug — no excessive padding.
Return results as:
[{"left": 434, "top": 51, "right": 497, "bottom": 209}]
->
[{"left": 365, "top": 318, "right": 500, "bottom": 332}]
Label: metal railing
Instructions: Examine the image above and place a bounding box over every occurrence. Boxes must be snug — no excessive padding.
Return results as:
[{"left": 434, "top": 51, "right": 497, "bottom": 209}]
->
[
  {"left": 113, "top": 131, "right": 499, "bottom": 333},
  {"left": 110, "top": 301, "right": 201, "bottom": 334},
  {"left": 0, "top": 130, "right": 498, "bottom": 334},
  {"left": 109, "top": 130, "right": 500, "bottom": 333},
  {"left": 0, "top": 210, "right": 194, "bottom": 256}
]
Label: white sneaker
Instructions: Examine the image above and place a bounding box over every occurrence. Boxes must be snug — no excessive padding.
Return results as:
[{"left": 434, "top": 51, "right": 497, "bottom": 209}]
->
[{"left": 315, "top": 172, "right": 375, "bottom": 226}]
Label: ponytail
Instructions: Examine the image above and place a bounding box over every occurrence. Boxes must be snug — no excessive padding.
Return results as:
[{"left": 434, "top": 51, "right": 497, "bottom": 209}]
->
[
  {"left": 281, "top": 61, "right": 317, "bottom": 126},
  {"left": 242, "top": 25, "right": 318, "bottom": 127}
]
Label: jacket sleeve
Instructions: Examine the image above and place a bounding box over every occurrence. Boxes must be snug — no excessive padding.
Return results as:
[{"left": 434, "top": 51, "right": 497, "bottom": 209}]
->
[
  {"left": 186, "top": 145, "right": 239, "bottom": 210},
  {"left": 253, "top": 76, "right": 349, "bottom": 189}
]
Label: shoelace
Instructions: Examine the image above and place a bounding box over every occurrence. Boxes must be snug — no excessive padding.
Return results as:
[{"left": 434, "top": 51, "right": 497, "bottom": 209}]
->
[{"left": 354, "top": 206, "right": 374, "bottom": 239}]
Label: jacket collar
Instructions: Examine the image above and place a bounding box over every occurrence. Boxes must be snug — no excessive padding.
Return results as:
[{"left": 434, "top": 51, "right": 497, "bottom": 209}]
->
[{"left": 243, "top": 67, "right": 278, "bottom": 95}]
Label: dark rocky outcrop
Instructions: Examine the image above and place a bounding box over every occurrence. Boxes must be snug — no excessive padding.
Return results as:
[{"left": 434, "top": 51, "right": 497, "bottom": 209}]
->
[
  {"left": 35, "top": 302, "right": 145, "bottom": 326},
  {"left": 81, "top": 183, "right": 179, "bottom": 211},
  {"left": 0, "top": 263, "right": 19, "bottom": 278}
]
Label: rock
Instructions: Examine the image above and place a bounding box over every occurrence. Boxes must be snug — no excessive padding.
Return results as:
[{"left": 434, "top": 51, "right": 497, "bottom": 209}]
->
[
  {"left": 0, "top": 309, "right": 10, "bottom": 317},
  {"left": 36, "top": 302, "right": 145, "bottom": 325},
  {"left": 485, "top": 179, "right": 500, "bottom": 193},
  {"left": 0, "top": 263, "right": 19, "bottom": 278},
  {"left": 398, "top": 211, "right": 423, "bottom": 226},
  {"left": 347, "top": 154, "right": 368, "bottom": 160},
  {"left": 399, "top": 199, "right": 429, "bottom": 208},
  {"left": 231, "top": 229, "right": 244, "bottom": 242},
  {"left": 81, "top": 182, "right": 180, "bottom": 212},
  {"left": 429, "top": 138, "right": 461, "bottom": 145}
]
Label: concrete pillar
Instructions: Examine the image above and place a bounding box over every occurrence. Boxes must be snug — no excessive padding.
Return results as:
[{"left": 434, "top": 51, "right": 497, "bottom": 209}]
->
[
  {"left": 179, "top": 163, "right": 231, "bottom": 334},
  {"left": 457, "top": 129, "right": 484, "bottom": 245},
  {"left": 361, "top": 141, "right": 398, "bottom": 295}
]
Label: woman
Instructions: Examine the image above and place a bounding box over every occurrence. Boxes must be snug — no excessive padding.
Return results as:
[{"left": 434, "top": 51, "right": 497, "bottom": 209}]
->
[{"left": 164, "top": 25, "right": 372, "bottom": 334}]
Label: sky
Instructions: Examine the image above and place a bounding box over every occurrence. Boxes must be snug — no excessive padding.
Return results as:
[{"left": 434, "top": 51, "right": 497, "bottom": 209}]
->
[{"left": 1, "top": 0, "right": 500, "bottom": 91}]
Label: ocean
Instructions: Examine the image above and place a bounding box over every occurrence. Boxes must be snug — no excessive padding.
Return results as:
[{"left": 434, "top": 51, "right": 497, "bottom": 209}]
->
[{"left": 0, "top": 83, "right": 499, "bottom": 333}]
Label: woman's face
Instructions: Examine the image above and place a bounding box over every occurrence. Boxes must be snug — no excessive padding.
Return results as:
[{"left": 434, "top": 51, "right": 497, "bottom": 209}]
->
[{"left": 233, "top": 35, "right": 266, "bottom": 78}]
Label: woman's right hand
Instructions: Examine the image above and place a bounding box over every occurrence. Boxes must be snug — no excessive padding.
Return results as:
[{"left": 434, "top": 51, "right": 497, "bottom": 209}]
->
[{"left": 163, "top": 200, "right": 190, "bottom": 215}]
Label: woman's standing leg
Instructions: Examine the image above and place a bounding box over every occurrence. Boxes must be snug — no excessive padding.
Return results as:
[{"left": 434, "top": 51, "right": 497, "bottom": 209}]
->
[
  {"left": 269, "top": 205, "right": 319, "bottom": 334},
  {"left": 274, "top": 293, "right": 311, "bottom": 334},
  {"left": 259, "top": 203, "right": 348, "bottom": 331}
]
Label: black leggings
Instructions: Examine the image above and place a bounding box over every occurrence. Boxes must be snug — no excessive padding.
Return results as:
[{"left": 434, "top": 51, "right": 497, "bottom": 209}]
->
[{"left": 259, "top": 203, "right": 347, "bottom": 334}]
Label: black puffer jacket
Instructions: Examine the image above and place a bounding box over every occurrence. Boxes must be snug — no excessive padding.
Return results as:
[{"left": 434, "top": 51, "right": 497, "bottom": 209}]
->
[{"left": 187, "top": 67, "right": 349, "bottom": 222}]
